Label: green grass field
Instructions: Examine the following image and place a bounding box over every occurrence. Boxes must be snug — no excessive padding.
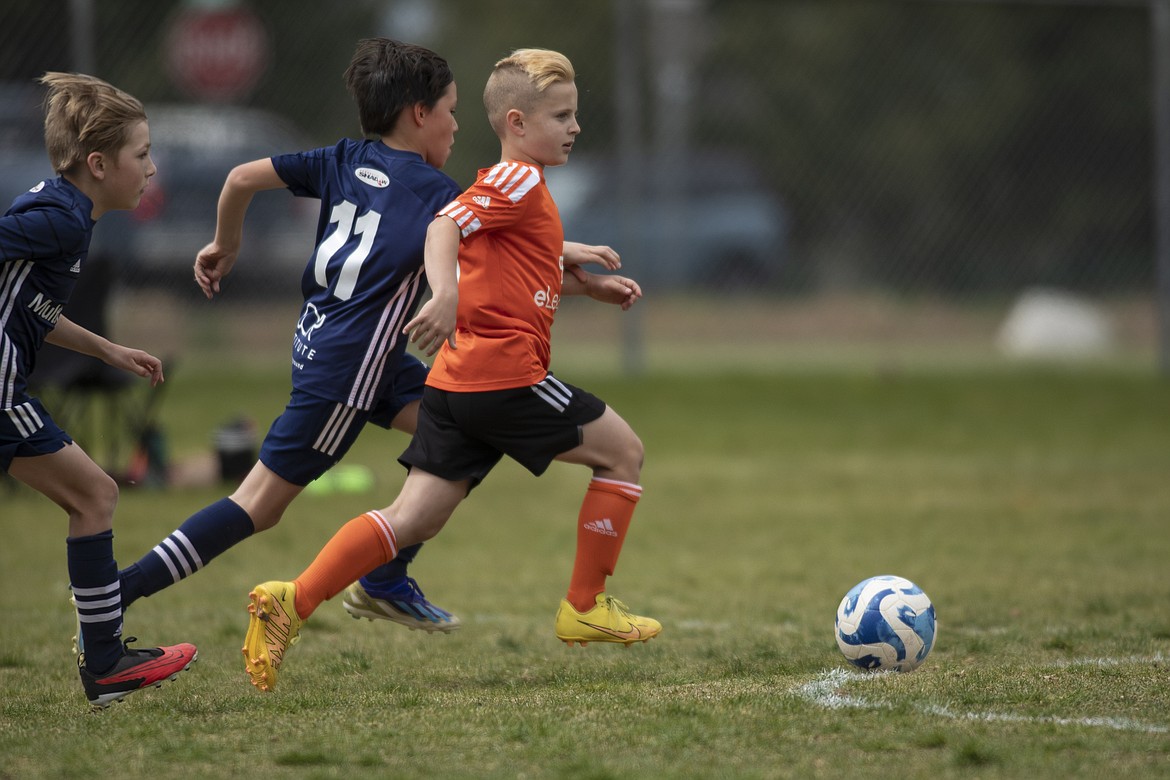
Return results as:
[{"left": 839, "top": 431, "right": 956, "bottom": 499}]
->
[{"left": 2, "top": 360, "right": 1168, "bottom": 778}]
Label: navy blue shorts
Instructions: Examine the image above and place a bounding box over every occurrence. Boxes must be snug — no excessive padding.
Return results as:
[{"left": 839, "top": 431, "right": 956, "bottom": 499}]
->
[
  {"left": 259, "top": 356, "right": 427, "bottom": 486},
  {"left": 0, "top": 397, "right": 73, "bottom": 472},
  {"left": 399, "top": 373, "right": 606, "bottom": 489}
]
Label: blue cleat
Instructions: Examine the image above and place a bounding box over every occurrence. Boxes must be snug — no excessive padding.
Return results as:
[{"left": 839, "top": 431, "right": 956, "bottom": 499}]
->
[{"left": 342, "top": 577, "right": 461, "bottom": 633}]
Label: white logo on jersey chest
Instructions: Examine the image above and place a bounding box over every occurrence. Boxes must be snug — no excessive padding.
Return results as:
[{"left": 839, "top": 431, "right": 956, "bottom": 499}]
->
[{"left": 355, "top": 168, "right": 389, "bottom": 188}]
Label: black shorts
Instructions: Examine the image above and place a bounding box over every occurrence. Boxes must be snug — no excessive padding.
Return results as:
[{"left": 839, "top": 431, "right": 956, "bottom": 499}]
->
[{"left": 399, "top": 373, "right": 606, "bottom": 489}]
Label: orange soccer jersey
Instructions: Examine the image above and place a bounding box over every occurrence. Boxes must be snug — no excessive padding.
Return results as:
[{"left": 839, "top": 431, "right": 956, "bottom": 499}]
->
[{"left": 426, "top": 160, "right": 566, "bottom": 391}]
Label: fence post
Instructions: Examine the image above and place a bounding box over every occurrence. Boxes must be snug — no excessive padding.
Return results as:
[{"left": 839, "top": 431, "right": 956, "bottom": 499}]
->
[
  {"left": 1153, "top": 0, "right": 1170, "bottom": 373},
  {"left": 615, "top": 0, "right": 646, "bottom": 376},
  {"left": 69, "top": 0, "right": 95, "bottom": 73}
]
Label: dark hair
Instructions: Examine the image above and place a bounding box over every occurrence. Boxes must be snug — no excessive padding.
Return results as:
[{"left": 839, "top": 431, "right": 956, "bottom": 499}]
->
[{"left": 344, "top": 38, "right": 453, "bottom": 138}]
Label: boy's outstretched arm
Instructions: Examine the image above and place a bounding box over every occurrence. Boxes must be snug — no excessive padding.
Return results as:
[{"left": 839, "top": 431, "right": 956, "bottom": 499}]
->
[
  {"left": 194, "top": 158, "right": 286, "bottom": 299},
  {"left": 563, "top": 269, "right": 643, "bottom": 311},
  {"left": 405, "top": 216, "right": 461, "bottom": 356},
  {"left": 563, "top": 241, "right": 621, "bottom": 271},
  {"left": 45, "top": 316, "right": 164, "bottom": 386}
]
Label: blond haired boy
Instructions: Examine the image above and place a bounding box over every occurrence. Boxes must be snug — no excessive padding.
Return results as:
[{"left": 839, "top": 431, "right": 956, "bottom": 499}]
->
[
  {"left": 242, "top": 49, "right": 658, "bottom": 692},
  {"left": 1, "top": 73, "right": 197, "bottom": 708}
]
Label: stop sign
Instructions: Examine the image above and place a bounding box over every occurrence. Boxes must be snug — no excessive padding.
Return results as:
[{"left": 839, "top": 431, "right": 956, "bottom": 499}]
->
[{"left": 166, "top": 6, "right": 269, "bottom": 102}]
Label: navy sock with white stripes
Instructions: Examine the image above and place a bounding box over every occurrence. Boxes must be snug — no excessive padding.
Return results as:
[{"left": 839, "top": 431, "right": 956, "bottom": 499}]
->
[
  {"left": 360, "top": 543, "right": 422, "bottom": 588},
  {"left": 68, "top": 529, "right": 124, "bottom": 674},
  {"left": 119, "top": 498, "right": 254, "bottom": 609}
]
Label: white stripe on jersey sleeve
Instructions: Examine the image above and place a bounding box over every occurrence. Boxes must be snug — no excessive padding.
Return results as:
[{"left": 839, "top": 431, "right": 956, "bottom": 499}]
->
[
  {"left": 439, "top": 203, "right": 482, "bottom": 238},
  {"left": 442, "top": 162, "right": 540, "bottom": 240}
]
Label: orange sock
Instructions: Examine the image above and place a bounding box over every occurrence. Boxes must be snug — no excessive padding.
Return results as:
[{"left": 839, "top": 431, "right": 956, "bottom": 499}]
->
[
  {"left": 293, "top": 511, "right": 398, "bottom": 618},
  {"left": 566, "top": 478, "right": 642, "bottom": 612}
]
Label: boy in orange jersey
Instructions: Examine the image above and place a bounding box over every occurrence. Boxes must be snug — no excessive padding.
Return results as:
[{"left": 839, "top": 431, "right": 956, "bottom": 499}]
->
[{"left": 241, "top": 48, "right": 660, "bottom": 691}]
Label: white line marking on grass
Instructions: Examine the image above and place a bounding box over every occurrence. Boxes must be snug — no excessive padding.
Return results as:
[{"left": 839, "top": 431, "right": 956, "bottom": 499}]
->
[
  {"left": 795, "top": 666, "right": 1168, "bottom": 734},
  {"left": 1046, "top": 653, "right": 1167, "bottom": 668}
]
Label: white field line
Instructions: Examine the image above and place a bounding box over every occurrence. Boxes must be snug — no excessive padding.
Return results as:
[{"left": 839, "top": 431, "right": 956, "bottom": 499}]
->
[{"left": 795, "top": 663, "right": 1168, "bottom": 734}]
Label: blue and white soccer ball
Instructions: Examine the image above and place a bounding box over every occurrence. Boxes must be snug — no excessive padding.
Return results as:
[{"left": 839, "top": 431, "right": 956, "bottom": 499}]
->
[{"left": 835, "top": 575, "right": 936, "bottom": 672}]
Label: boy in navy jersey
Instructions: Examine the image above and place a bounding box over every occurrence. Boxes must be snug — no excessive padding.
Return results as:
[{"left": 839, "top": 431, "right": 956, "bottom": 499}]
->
[
  {"left": 114, "top": 38, "right": 467, "bottom": 631},
  {"left": 2, "top": 72, "right": 197, "bottom": 708}
]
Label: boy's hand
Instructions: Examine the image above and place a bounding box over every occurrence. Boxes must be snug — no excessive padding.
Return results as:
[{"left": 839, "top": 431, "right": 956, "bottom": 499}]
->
[
  {"left": 404, "top": 291, "right": 458, "bottom": 356},
  {"left": 194, "top": 241, "right": 239, "bottom": 299},
  {"left": 107, "top": 346, "right": 165, "bottom": 387},
  {"left": 563, "top": 241, "right": 620, "bottom": 271},
  {"left": 587, "top": 273, "right": 642, "bottom": 311}
]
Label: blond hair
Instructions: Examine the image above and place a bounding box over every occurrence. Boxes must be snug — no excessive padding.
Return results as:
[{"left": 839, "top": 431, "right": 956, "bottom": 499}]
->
[
  {"left": 40, "top": 72, "right": 147, "bottom": 174},
  {"left": 483, "top": 49, "right": 575, "bottom": 136}
]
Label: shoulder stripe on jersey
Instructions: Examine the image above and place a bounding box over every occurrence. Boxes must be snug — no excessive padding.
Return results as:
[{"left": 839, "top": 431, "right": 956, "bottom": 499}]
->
[
  {"left": 348, "top": 266, "right": 425, "bottom": 410},
  {"left": 483, "top": 162, "right": 541, "bottom": 202},
  {"left": 483, "top": 162, "right": 516, "bottom": 187}
]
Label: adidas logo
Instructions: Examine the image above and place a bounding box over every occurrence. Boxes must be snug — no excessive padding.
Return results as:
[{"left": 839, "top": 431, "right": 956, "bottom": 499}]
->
[
  {"left": 472, "top": 195, "right": 491, "bottom": 208},
  {"left": 583, "top": 518, "right": 617, "bottom": 537},
  {"left": 69, "top": 258, "right": 82, "bottom": 273}
]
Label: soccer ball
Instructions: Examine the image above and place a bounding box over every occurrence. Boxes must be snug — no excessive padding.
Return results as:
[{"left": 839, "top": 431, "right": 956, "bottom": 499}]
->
[{"left": 834, "top": 575, "right": 936, "bottom": 672}]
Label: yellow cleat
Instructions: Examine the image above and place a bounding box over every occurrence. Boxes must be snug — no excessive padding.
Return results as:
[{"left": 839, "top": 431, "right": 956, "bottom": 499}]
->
[
  {"left": 555, "top": 593, "right": 661, "bottom": 647},
  {"left": 242, "top": 581, "right": 304, "bottom": 692}
]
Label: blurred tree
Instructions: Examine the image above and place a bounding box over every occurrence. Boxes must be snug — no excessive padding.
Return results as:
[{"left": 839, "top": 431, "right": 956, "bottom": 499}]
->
[
  {"left": 705, "top": 1, "right": 1150, "bottom": 294},
  {"left": 424, "top": 0, "right": 620, "bottom": 186},
  {"left": 0, "top": 0, "right": 70, "bottom": 80},
  {"left": 6, "top": 0, "right": 1149, "bottom": 296}
]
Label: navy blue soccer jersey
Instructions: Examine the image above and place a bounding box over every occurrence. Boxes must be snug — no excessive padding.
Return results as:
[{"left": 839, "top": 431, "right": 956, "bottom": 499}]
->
[
  {"left": 271, "top": 139, "right": 462, "bottom": 408},
  {"left": 0, "top": 177, "right": 95, "bottom": 409}
]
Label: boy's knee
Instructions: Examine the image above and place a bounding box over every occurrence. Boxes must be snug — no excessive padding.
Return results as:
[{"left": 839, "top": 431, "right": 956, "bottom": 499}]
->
[
  {"left": 624, "top": 438, "right": 644, "bottom": 478},
  {"left": 73, "top": 473, "right": 119, "bottom": 533},
  {"left": 92, "top": 472, "right": 120, "bottom": 517},
  {"left": 610, "top": 431, "right": 644, "bottom": 482}
]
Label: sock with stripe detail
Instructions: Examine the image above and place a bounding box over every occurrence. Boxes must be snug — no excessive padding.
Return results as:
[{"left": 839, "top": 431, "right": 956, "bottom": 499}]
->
[
  {"left": 293, "top": 511, "right": 399, "bottom": 619},
  {"left": 566, "top": 478, "right": 642, "bottom": 613},
  {"left": 68, "top": 530, "right": 124, "bottom": 674},
  {"left": 120, "top": 498, "right": 254, "bottom": 609}
]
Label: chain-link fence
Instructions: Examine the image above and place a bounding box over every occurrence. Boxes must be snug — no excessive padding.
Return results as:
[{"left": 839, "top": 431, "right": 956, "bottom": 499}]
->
[{"left": 0, "top": 0, "right": 1161, "bottom": 367}]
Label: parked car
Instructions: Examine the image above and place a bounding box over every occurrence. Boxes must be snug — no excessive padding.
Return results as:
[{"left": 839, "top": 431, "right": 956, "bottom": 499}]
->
[
  {"left": 544, "top": 151, "right": 787, "bottom": 291},
  {"left": 101, "top": 104, "right": 319, "bottom": 293},
  {"left": 0, "top": 96, "right": 319, "bottom": 295}
]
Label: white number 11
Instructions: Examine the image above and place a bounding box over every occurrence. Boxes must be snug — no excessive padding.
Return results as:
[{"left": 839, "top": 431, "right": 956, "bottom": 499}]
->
[{"left": 313, "top": 200, "right": 381, "bottom": 301}]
